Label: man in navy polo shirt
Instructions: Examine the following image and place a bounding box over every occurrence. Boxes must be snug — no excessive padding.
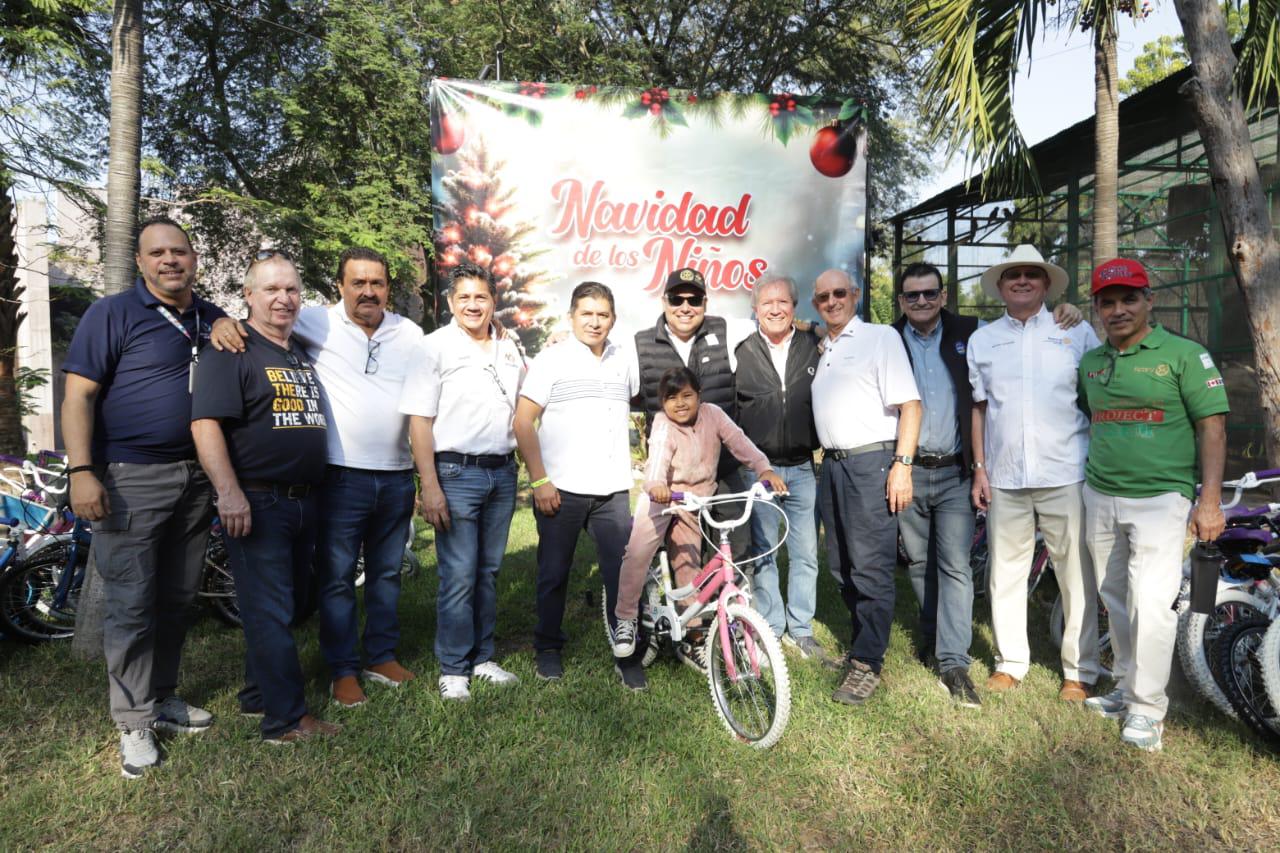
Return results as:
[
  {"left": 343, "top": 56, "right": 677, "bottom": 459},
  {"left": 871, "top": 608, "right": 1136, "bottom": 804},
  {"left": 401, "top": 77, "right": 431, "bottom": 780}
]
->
[{"left": 62, "top": 217, "right": 226, "bottom": 779}]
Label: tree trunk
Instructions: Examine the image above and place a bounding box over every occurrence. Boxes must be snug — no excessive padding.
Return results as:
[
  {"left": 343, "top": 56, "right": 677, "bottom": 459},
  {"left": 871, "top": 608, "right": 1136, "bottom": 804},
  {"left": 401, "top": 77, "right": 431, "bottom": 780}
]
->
[
  {"left": 1173, "top": 0, "right": 1280, "bottom": 467},
  {"left": 0, "top": 182, "right": 26, "bottom": 457},
  {"left": 1092, "top": 27, "right": 1120, "bottom": 265},
  {"left": 73, "top": 0, "right": 144, "bottom": 660}
]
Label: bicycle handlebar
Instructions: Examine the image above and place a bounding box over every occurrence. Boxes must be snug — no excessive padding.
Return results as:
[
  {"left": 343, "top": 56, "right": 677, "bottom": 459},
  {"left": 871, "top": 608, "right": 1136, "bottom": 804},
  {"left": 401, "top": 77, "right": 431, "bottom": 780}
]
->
[
  {"left": 22, "top": 460, "right": 68, "bottom": 494},
  {"left": 662, "top": 481, "right": 775, "bottom": 529},
  {"left": 1218, "top": 467, "right": 1280, "bottom": 510},
  {"left": 0, "top": 516, "right": 18, "bottom": 527}
]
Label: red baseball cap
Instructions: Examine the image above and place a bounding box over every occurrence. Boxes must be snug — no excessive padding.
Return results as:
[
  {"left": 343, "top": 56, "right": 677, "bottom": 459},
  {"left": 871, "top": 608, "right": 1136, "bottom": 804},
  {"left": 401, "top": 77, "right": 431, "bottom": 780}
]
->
[{"left": 1091, "top": 258, "right": 1149, "bottom": 294}]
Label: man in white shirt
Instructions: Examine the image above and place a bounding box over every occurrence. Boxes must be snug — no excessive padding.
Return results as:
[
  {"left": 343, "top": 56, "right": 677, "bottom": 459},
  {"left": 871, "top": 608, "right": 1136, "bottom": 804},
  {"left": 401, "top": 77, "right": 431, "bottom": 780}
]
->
[
  {"left": 400, "top": 261, "right": 526, "bottom": 701},
  {"left": 211, "top": 247, "right": 425, "bottom": 709},
  {"left": 514, "top": 282, "right": 643, "bottom": 687},
  {"left": 810, "top": 268, "right": 922, "bottom": 707},
  {"left": 967, "top": 244, "right": 1101, "bottom": 701}
]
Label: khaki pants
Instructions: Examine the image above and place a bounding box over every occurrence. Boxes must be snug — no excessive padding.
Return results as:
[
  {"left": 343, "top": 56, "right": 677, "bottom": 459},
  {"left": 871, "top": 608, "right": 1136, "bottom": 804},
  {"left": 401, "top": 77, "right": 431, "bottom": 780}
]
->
[
  {"left": 988, "top": 482, "right": 1099, "bottom": 682},
  {"left": 1084, "top": 484, "right": 1190, "bottom": 721}
]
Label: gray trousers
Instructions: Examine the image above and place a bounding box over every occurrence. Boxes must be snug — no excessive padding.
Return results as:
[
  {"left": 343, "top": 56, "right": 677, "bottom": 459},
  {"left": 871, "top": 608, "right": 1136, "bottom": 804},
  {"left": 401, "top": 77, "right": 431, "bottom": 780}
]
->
[{"left": 93, "top": 460, "right": 214, "bottom": 730}]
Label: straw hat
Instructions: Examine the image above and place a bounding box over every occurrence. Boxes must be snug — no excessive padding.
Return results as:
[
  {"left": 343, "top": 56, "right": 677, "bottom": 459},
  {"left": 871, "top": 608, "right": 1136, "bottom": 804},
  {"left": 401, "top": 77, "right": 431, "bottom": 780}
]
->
[{"left": 980, "top": 244, "right": 1069, "bottom": 301}]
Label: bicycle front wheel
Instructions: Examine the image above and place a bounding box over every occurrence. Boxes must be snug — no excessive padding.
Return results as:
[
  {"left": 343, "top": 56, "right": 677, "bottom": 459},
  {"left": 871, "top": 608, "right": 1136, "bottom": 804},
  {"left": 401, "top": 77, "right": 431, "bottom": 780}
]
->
[
  {"left": 0, "top": 545, "right": 84, "bottom": 641},
  {"left": 705, "top": 603, "right": 790, "bottom": 749},
  {"left": 1213, "top": 618, "right": 1280, "bottom": 746}
]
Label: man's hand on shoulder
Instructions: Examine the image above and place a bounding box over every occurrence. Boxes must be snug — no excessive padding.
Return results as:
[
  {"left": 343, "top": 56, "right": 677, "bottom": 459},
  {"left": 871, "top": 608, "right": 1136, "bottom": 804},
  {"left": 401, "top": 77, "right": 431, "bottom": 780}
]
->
[
  {"left": 1052, "top": 302, "right": 1084, "bottom": 330},
  {"left": 210, "top": 317, "right": 249, "bottom": 353}
]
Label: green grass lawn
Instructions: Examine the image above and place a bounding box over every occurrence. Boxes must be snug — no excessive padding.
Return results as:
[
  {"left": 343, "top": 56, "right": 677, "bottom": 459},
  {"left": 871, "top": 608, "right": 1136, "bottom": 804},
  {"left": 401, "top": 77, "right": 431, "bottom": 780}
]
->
[{"left": 3, "top": 505, "right": 1280, "bottom": 850}]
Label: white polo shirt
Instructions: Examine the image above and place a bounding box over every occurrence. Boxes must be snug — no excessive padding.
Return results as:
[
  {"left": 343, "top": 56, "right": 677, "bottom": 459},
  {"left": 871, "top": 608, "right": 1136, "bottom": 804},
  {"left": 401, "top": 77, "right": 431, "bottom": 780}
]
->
[
  {"left": 293, "top": 304, "right": 423, "bottom": 471},
  {"left": 397, "top": 321, "right": 525, "bottom": 455},
  {"left": 763, "top": 329, "right": 794, "bottom": 386},
  {"left": 811, "top": 316, "right": 920, "bottom": 450},
  {"left": 967, "top": 304, "right": 1099, "bottom": 489},
  {"left": 520, "top": 337, "right": 638, "bottom": 495}
]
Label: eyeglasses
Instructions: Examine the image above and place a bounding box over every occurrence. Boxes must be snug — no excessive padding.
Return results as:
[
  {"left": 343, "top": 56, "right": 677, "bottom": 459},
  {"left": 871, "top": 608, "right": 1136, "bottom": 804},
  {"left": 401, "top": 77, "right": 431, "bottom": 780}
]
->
[
  {"left": 902, "top": 288, "right": 942, "bottom": 303},
  {"left": 666, "top": 293, "right": 705, "bottom": 308},
  {"left": 484, "top": 364, "right": 508, "bottom": 397},
  {"left": 246, "top": 249, "right": 293, "bottom": 270},
  {"left": 1098, "top": 350, "right": 1117, "bottom": 387},
  {"left": 365, "top": 339, "right": 381, "bottom": 375},
  {"left": 284, "top": 350, "right": 307, "bottom": 371},
  {"left": 814, "top": 288, "right": 850, "bottom": 305}
]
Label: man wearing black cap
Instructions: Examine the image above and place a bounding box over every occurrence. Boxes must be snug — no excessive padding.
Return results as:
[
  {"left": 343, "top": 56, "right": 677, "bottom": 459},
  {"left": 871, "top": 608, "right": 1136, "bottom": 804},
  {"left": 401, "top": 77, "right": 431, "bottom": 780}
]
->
[{"left": 633, "top": 268, "right": 758, "bottom": 556}]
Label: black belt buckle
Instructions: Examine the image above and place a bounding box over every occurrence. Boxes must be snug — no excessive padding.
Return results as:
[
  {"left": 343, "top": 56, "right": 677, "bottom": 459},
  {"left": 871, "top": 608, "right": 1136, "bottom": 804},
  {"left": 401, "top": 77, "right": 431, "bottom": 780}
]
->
[{"left": 917, "top": 454, "right": 959, "bottom": 469}]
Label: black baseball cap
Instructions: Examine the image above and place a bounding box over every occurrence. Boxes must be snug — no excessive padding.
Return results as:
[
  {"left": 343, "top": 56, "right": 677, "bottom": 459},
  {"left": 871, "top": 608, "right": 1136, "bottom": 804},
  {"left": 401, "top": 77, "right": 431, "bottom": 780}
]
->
[{"left": 663, "top": 267, "right": 706, "bottom": 294}]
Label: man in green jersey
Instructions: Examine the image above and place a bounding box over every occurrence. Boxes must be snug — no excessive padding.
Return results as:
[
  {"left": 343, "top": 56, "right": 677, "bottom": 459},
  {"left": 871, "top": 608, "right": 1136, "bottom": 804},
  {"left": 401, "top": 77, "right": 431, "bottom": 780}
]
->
[{"left": 1077, "top": 257, "right": 1228, "bottom": 753}]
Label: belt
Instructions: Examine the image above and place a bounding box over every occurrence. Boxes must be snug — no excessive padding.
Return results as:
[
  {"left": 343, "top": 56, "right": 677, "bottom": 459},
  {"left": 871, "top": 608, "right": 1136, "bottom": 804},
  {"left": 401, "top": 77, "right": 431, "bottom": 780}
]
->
[
  {"left": 239, "top": 480, "right": 313, "bottom": 498},
  {"left": 917, "top": 453, "right": 961, "bottom": 469},
  {"left": 436, "top": 451, "right": 514, "bottom": 469},
  {"left": 823, "top": 440, "right": 895, "bottom": 461}
]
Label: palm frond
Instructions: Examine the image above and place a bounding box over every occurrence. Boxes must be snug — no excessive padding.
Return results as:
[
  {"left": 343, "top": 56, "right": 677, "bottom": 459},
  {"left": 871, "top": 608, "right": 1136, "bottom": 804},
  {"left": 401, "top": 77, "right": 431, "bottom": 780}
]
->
[{"left": 1236, "top": 0, "right": 1280, "bottom": 109}]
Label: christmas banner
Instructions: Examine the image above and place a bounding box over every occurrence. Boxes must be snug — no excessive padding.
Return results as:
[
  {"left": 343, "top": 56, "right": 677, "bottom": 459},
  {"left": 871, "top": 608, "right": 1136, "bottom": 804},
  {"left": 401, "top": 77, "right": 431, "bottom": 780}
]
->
[{"left": 430, "top": 79, "right": 868, "bottom": 355}]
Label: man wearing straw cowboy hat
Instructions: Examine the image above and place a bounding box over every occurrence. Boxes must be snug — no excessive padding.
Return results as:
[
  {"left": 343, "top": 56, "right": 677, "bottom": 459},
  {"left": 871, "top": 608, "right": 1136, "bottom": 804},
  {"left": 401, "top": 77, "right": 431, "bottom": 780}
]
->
[{"left": 967, "top": 245, "right": 1102, "bottom": 701}]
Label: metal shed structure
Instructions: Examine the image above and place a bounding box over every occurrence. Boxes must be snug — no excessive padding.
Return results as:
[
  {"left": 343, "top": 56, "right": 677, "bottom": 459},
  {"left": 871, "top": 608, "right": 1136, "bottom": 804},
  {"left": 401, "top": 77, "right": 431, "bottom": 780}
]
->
[{"left": 890, "top": 65, "right": 1280, "bottom": 471}]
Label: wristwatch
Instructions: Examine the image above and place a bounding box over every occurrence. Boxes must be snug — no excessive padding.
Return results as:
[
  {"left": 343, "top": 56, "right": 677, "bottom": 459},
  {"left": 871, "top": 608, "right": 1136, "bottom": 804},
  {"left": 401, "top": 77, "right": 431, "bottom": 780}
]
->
[
  {"left": 970, "top": 461, "right": 985, "bottom": 472},
  {"left": 892, "top": 454, "right": 913, "bottom": 466}
]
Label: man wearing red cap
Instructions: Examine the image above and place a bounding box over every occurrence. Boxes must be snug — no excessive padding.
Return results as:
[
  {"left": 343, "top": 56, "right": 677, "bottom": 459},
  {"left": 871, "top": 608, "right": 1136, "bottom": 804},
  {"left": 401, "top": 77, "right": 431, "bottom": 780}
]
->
[{"left": 1078, "top": 258, "right": 1228, "bottom": 753}]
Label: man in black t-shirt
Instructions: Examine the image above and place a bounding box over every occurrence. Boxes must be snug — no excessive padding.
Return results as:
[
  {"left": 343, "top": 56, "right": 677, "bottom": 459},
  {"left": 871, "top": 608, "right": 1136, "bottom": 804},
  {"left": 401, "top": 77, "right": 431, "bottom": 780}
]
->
[{"left": 191, "top": 252, "right": 336, "bottom": 745}]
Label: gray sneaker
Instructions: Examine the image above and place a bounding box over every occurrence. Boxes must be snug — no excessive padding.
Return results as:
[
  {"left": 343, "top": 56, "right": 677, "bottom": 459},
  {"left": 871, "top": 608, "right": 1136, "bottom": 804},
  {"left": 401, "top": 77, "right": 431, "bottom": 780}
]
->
[
  {"left": 832, "top": 658, "right": 881, "bottom": 706},
  {"left": 788, "top": 635, "right": 830, "bottom": 663},
  {"left": 153, "top": 696, "right": 214, "bottom": 735},
  {"left": 1121, "top": 714, "right": 1164, "bottom": 752},
  {"left": 120, "top": 728, "right": 160, "bottom": 779},
  {"left": 1084, "top": 688, "right": 1127, "bottom": 720}
]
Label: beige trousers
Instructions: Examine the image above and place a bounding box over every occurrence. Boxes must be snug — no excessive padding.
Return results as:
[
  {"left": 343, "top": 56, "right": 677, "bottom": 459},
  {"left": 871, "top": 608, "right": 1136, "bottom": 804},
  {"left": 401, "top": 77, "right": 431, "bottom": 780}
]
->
[
  {"left": 1083, "top": 484, "right": 1190, "bottom": 721},
  {"left": 988, "top": 482, "right": 1099, "bottom": 682}
]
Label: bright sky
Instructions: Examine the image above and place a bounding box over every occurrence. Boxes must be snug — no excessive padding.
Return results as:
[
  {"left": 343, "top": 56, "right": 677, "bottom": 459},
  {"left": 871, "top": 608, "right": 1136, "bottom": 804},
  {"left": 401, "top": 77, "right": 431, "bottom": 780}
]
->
[{"left": 914, "top": 2, "right": 1186, "bottom": 204}]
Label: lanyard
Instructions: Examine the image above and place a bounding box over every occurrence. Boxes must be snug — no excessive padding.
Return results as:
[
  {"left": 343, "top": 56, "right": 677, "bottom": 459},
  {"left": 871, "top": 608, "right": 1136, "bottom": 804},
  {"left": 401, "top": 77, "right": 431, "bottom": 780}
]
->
[{"left": 155, "top": 303, "right": 201, "bottom": 392}]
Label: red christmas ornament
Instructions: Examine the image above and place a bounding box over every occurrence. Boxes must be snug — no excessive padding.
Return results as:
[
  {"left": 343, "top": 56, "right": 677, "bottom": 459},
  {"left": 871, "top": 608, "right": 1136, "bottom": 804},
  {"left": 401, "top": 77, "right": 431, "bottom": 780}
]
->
[
  {"left": 441, "top": 223, "right": 463, "bottom": 244},
  {"left": 492, "top": 253, "right": 516, "bottom": 277},
  {"left": 809, "top": 121, "right": 860, "bottom": 178},
  {"left": 470, "top": 245, "right": 493, "bottom": 267},
  {"left": 432, "top": 111, "right": 466, "bottom": 155}
]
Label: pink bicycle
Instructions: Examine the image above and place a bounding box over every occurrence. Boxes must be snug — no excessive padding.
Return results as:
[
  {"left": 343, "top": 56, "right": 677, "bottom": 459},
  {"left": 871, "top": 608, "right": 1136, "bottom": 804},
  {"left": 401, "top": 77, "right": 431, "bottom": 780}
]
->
[{"left": 634, "top": 482, "right": 792, "bottom": 748}]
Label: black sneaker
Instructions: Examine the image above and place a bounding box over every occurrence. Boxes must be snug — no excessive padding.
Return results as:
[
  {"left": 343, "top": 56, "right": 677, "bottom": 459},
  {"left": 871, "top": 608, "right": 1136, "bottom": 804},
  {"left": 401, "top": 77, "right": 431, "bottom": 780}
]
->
[
  {"left": 535, "top": 650, "right": 564, "bottom": 682},
  {"left": 615, "top": 661, "right": 648, "bottom": 692},
  {"left": 832, "top": 659, "right": 880, "bottom": 706},
  {"left": 938, "top": 667, "right": 982, "bottom": 709}
]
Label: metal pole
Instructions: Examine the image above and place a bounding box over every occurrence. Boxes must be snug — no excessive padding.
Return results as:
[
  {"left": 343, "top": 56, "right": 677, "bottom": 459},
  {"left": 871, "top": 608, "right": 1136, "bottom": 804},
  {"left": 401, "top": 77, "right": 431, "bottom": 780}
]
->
[
  {"left": 1066, "top": 176, "right": 1080, "bottom": 302},
  {"left": 946, "top": 205, "right": 958, "bottom": 313}
]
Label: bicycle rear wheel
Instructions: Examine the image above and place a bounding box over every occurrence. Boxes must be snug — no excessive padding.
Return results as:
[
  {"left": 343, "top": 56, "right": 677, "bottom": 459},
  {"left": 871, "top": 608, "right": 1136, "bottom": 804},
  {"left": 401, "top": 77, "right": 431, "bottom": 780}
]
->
[
  {"left": 0, "top": 545, "right": 84, "bottom": 641},
  {"left": 1260, "top": 618, "right": 1280, "bottom": 722},
  {"left": 705, "top": 603, "right": 790, "bottom": 749},
  {"left": 202, "top": 536, "right": 241, "bottom": 628},
  {"left": 1177, "top": 588, "right": 1268, "bottom": 720},
  {"left": 1213, "top": 618, "right": 1280, "bottom": 747}
]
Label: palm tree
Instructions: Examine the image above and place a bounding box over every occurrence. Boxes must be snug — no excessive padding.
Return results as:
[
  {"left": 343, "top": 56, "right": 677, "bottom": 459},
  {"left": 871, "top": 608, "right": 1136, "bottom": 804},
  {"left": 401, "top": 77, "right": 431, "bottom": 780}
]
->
[
  {"left": 0, "top": 180, "right": 26, "bottom": 456},
  {"left": 73, "top": 0, "right": 144, "bottom": 659},
  {"left": 906, "top": 1, "right": 1132, "bottom": 267}
]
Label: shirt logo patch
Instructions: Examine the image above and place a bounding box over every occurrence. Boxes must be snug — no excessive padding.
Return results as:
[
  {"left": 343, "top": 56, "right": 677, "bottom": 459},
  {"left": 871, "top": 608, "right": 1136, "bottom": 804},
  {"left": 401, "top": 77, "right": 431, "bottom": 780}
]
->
[
  {"left": 1046, "top": 336, "right": 1068, "bottom": 345},
  {"left": 954, "top": 341, "right": 966, "bottom": 355},
  {"left": 807, "top": 366, "right": 815, "bottom": 376},
  {"left": 1200, "top": 352, "right": 1215, "bottom": 369},
  {"left": 1093, "top": 409, "right": 1165, "bottom": 424},
  {"left": 1206, "top": 377, "right": 1224, "bottom": 388}
]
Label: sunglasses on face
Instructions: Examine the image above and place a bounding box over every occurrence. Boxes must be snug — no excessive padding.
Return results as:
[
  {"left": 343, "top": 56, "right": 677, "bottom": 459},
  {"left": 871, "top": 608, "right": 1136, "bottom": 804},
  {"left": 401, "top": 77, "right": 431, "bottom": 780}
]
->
[
  {"left": 814, "top": 288, "right": 850, "bottom": 305},
  {"left": 666, "top": 293, "right": 705, "bottom": 308},
  {"left": 902, "top": 288, "right": 942, "bottom": 303}
]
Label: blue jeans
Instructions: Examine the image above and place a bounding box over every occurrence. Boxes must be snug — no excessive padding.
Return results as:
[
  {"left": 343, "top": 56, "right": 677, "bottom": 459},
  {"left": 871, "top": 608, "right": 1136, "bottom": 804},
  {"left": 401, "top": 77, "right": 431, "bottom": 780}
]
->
[
  {"left": 317, "top": 466, "right": 417, "bottom": 678},
  {"left": 898, "top": 464, "right": 976, "bottom": 672},
  {"left": 748, "top": 460, "right": 820, "bottom": 639},
  {"left": 434, "top": 459, "right": 517, "bottom": 676},
  {"left": 222, "top": 488, "right": 318, "bottom": 739}
]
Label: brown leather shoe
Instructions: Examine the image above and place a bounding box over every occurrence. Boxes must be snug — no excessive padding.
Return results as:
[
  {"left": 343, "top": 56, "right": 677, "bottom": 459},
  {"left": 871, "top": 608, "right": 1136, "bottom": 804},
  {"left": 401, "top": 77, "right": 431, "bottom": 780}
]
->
[
  {"left": 267, "top": 714, "right": 342, "bottom": 745},
  {"left": 331, "top": 675, "right": 367, "bottom": 708},
  {"left": 363, "top": 660, "right": 416, "bottom": 687},
  {"left": 1059, "top": 679, "right": 1094, "bottom": 702},
  {"left": 985, "top": 672, "right": 1021, "bottom": 692}
]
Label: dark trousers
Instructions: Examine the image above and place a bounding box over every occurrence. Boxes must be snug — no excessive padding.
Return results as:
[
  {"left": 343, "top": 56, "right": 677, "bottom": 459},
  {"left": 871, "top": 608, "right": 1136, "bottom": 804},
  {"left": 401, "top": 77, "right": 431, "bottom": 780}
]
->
[
  {"left": 223, "top": 488, "right": 318, "bottom": 739},
  {"left": 534, "top": 490, "right": 631, "bottom": 653},
  {"left": 94, "top": 460, "right": 213, "bottom": 730},
  {"left": 817, "top": 449, "right": 898, "bottom": 674},
  {"left": 317, "top": 466, "right": 416, "bottom": 678}
]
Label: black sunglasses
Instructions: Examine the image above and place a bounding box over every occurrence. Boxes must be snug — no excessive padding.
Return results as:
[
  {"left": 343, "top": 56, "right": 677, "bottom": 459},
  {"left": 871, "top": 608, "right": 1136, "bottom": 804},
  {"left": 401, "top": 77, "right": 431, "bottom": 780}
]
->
[
  {"left": 666, "top": 293, "right": 705, "bottom": 308},
  {"left": 903, "top": 288, "right": 942, "bottom": 303},
  {"left": 814, "top": 288, "right": 850, "bottom": 305},
  {"left": 247, "top": 249, "right": 294, "bottom": 270}
]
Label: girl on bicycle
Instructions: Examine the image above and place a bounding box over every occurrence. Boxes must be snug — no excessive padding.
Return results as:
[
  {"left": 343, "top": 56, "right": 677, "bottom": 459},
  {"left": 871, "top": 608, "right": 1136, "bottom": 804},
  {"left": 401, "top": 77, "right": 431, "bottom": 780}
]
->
[{"left": 613, "top": 367, "right": 786, "bottom": 668}]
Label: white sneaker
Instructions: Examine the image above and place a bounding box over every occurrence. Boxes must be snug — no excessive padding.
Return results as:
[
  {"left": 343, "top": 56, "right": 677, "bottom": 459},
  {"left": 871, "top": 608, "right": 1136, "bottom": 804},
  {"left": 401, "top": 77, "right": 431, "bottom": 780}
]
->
[
  {"left": 473, "top": 661, "right": 520, "bottom": 686},
  {"left": 120, "top": 728, "right": 160, "bottom": 779},
  {"left": 438, "top": 675, "right": 471, "bottom": 701},
  {"left": 153, "top": 696, "right": 214, "bottom": 735},
  {"left": 613, "top": 618, "right": 638, "bottom": 658},
  {"left": 1121, "top": 713, "right": 1164, "bottom": 752}
]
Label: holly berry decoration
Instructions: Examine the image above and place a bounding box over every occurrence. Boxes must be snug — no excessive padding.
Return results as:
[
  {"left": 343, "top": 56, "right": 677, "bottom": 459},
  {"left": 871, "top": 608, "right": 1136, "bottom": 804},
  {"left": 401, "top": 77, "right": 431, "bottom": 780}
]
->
[
  {"left": 809, "top": 119, "right": 861, "bottom": 178},
  {"left": 432, "top": 109, "right": 466, "bottom": 155},
  {"left": 640, "top": 87, "right": 670, "bottom": 115}
]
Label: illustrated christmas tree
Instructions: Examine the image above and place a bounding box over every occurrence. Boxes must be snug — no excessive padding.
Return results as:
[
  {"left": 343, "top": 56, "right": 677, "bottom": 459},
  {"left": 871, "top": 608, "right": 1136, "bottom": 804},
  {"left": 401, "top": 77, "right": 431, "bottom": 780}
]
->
[{"left": 434, "top": 140, "right": 555, "bottom": 355}]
